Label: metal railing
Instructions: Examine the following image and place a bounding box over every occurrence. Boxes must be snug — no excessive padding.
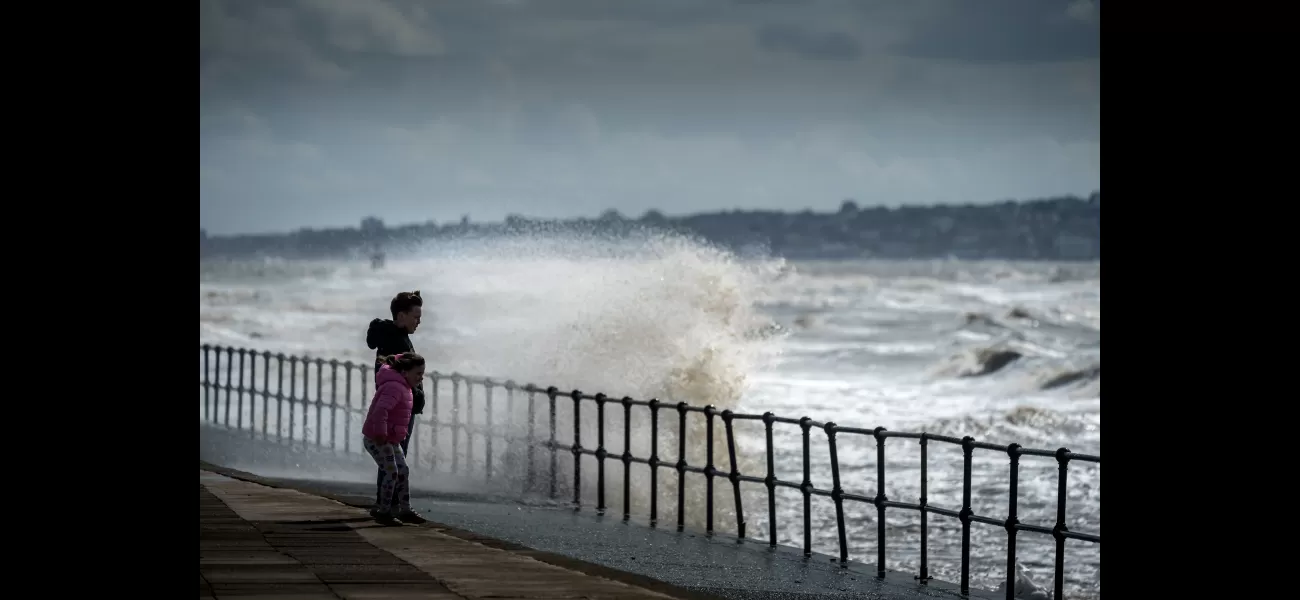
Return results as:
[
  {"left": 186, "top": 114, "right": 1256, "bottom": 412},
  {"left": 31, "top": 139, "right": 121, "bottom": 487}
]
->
[{"left": 199, "top": 344, "right": 1100, "bottom": 599}]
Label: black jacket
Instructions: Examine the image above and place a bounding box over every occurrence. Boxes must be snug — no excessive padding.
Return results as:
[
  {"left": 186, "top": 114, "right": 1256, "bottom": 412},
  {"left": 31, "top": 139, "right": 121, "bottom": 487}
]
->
[{"left": 366, "top": 318, "right": 425, "bottom": 414}]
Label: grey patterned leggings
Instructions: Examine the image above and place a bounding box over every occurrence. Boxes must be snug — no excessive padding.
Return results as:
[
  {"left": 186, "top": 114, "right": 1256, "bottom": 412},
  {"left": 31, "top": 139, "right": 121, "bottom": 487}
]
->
[{"left": 363, "top": 437, "right": 410, "bottom": 514}]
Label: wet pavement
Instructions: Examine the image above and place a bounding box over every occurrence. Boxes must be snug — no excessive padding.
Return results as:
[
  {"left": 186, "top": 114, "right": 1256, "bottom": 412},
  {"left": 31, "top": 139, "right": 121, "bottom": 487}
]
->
[
  {"left": 201, "top": 460, "right": 998, "bottom": 600},
  {"left": 201, "top": 469, "right": 689, "bottom": 599}
]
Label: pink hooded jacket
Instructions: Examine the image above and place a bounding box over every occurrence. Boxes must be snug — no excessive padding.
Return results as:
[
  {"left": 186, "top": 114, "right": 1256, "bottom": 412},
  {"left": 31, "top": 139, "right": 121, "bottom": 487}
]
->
[{"left": 362, "top": 363, "right": 414, "bottom": 444}]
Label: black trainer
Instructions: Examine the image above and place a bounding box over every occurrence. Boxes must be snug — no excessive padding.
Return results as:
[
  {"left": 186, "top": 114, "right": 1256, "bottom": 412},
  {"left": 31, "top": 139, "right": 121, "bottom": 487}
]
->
[
  {"left": 372, "top": 511, "right": 403, "bottom": 527},
  {"left": 397, "top": 509, "right": 427, "bottom": 524}
]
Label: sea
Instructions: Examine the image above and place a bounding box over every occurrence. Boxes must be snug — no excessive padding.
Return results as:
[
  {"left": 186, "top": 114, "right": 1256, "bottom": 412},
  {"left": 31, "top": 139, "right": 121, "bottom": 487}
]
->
[{"left": 199, "top": 230, "right": 1100, "bottom": 598}]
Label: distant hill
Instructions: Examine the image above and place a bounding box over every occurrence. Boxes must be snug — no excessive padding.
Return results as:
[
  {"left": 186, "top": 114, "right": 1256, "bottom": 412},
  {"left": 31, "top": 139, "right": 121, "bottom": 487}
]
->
[{"left": 200, "top": 192, "right": 1100, "bottom": 261}]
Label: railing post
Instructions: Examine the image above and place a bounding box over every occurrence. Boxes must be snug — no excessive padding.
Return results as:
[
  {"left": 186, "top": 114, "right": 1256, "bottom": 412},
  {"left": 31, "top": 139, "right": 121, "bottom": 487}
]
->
[
  {"left": 275, "top": 354, "right": 286, "bottom": 442},
  {"left": 485, "top": 382, "right": 495, "bottom": 482},
  {"left": 261, "top": 352, "right": 271, "bottom": 439},
  {"left": 224, "top": 347, "right": 234, "bottom": 427},
  {"left": 594, "top": 393, "right": 607, "bottom": 514},
  {"left": 722, "top": 410, "right": 746, "bottom": 540},
  {"left": 202, "top": 344, "right": 211, "bottom": 421},
  {"left": 621, "top": 396, "right": 633, "bottom": 521},
  {"left": 763, "top": 412, "right": 776, "bottom": 547},
  {"left": 360, "top": 363, "right": 371, "bottom": 451},
  {"left": 1053, "top": 447, "right": 1072, "bottom": 600},
  {"left": 703, "top": 405, "right": 716, "bottom": 535},
  {"left": 525, "top": 385, "right": 537, "bottom": 491},
  {"left": 429, "top": 374, "right": 440, "bottom": 472},
  {"left": 825, "top": 422, "right": 847, "bottom": 564},
  {"left": 328, "top": 360, "right": 339, "bottom": 453},
  {"left": 451, "top": 375, "right": 462, "bottom": 474},
  {"left": 959, "top": 436, "right": 975, "bottom": 596},
  {"left": 213, "top": 346, "right": 223, "bottom": 425},
  {"left": 287, "top": 356, "right": 299, "bottom": 443},
  {"left": 918, "top": 433, "right": 930, "bottom": 582},
  {"left": 505, "top": 380, "right": 517, "bottom": 477},
  {"left": 314, "top": 358, "right": 325, "bottom": 448},
  {"left": 1005, "top": 443, "right": 1022, "bottom": 600},
  {"left": 466, "top": 382, "right": 476, "bottom": 475},
  {"left": 873, "top": 426, "right": 889, "bottom": 578},
  {"left": 247, "top": 350, "right": 257, "bottom": 433},
  {"left": 675, "top": 402, "right": 688, "bottom": 532},
  {"left": 301, "top": 356, "right": 310, "bottom": 443},
  {"left": 799, "top": 416, "right": 813, "bottom": 556},
  {"left": 236, "top": 348, "right": 247, "bottom": 431},
  {"left": 547, "top": 387, "right": 558, "bottom": 499},
  {"left": 360, "top": 362, "right": 370, "bottom": 443},
  {"left": 649, "top": 399, "right": 661, "bottom": 526},
  {"left": 342, "top": 361, "right": 354, "bottom": 453},
  {"left": 571, "top": 390, "right": 584, "bottom": 510}
]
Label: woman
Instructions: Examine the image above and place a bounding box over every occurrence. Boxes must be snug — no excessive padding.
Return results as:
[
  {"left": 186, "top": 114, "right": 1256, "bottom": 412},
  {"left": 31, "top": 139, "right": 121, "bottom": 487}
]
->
[{"left": 361, "top": 352, "right": 428, "bottom": 526}]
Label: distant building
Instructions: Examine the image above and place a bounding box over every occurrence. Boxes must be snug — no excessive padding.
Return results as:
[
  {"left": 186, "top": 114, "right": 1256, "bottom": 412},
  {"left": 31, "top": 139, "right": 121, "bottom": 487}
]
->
[{"left": 361, "top": 217, "right": 384, "bottom": 236}]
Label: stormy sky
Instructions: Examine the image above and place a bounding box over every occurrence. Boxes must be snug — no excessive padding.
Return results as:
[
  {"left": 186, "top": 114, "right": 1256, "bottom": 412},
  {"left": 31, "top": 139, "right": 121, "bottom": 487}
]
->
[{"left": 199, "top": 0, "right": 1100, "bottom": 235}]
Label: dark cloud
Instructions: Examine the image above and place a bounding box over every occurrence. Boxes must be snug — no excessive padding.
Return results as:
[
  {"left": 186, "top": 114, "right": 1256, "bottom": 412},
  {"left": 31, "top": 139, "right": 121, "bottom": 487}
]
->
[
  {"left": 200, "top": 0, "right": 444, "bottom": 91},
  {"left": 200, "top": 0, "right": 1100, "bottom": 235},
  {"left": 733, "top": 0, "right": 813, "bottom": 5},
  {"left": 756, "top": 24, "right": 862, "bottom": 61},
  {"left": 892, "top": 0, "right": 1099, "bottom": 63},
  {"left": 434, "top": 0, "right": 746, "bottom": 32}
]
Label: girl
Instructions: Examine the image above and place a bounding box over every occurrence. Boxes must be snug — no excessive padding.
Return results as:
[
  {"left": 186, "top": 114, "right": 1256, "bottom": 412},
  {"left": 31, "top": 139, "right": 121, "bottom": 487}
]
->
[{"left": 361, "top": 353, "right": 428, "bottom": 526}]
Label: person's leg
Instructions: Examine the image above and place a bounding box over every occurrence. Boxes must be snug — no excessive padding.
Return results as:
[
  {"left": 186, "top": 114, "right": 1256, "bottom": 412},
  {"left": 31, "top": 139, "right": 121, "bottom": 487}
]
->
[
  {"left": 374, "top": 430, "right": 391, "bottom": 509},
  {"left": 392, "top": 444, "right": 411, "bottom": 513},
  {"left": 362, "top": 437, "right": 400, "bottom": 522},
  {"left": 390, "top": 440, "right": 426, "bottom": 523},
  {"left": 389, "top": 413, "right": 417, "bottom": 511}
]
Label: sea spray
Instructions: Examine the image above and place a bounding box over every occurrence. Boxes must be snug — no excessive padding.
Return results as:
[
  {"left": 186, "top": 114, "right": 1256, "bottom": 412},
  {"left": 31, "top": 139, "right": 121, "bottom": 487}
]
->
[
  {"left": 203, "top": 225, "right": 787, "bottom": 532},
  {"left": 404, "top": 227, "right": 783, "bottom": 532}
]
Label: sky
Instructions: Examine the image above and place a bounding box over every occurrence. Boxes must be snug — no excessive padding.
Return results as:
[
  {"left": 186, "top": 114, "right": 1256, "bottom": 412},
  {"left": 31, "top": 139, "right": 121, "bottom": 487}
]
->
[{"left": 199, "top": 0, "right": 1101, "bottom": 235}]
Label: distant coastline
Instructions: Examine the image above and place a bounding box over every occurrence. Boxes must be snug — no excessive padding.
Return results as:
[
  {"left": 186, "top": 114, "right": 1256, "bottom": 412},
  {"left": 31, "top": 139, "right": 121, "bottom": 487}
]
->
[{"left": 200, "top": 192, "right": 1100, "bottom": 261}]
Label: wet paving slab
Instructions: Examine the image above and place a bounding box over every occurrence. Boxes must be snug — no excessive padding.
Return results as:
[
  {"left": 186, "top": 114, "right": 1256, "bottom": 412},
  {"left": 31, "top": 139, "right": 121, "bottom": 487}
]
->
[
  {"left": 200, "top": 472, "right": 686, "bottom": 599},
  {"left": 200, "top": 465, "right": 1001, "bottom": 600},
  {"left": 200, "top": 484, "right": 456, "bottom": 598}
]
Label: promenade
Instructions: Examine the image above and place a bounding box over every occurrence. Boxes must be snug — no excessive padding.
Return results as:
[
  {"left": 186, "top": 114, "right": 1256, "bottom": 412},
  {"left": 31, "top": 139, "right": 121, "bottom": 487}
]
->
[
  {"left": 200, "top": 461, "right": 998, "bottom": 600},
  {"left": 199, "top": 468, "right": 694, "bottom": 599}
]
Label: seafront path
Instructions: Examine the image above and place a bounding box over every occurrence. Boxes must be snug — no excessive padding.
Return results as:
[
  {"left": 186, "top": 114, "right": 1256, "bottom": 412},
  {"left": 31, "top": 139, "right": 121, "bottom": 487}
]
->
[
  {"left": 200, "top": 467, "right": 694, "bottom": 599},
  {"left": 200, "top": 463, "right": 994, "bottom": 599}
]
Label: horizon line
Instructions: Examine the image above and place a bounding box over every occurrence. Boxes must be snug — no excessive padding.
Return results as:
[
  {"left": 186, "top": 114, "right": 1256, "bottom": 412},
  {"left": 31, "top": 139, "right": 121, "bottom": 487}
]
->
[{"left": 203, "top": 190, "right": 1100, "bottom": 239}]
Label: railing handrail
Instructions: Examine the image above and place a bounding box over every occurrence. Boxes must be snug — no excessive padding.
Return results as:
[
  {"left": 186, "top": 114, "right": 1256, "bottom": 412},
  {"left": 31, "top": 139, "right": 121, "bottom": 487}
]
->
[
  {"left": 199, "top": 343, "right": 1100, "bottom": 600},
  {"left": 198, "top": 343, "right": 1100, "bottom": 463}
]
